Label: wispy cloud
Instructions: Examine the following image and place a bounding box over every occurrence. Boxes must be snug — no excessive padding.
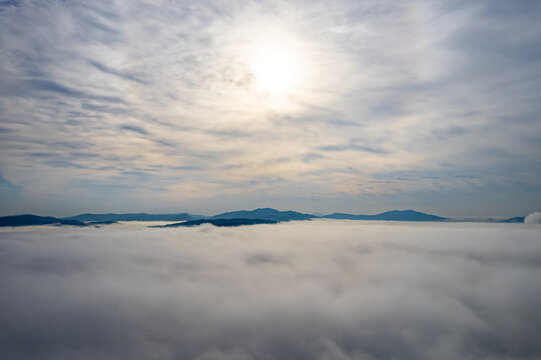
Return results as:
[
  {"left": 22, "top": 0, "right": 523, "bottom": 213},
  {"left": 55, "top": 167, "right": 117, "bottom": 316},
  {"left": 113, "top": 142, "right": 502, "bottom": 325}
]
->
[{"left": 0, "top": 0, "right": 540, "bottom": 215}]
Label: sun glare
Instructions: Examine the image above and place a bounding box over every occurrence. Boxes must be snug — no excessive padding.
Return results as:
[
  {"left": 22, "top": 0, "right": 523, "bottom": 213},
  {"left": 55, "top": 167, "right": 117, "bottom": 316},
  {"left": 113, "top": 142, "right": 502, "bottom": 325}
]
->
[
  {"left": 250, "top": 43, "right": 299, "bottom": 96},
  {"left": 239, "top": 31, "right": 316, "bottom": 110}
]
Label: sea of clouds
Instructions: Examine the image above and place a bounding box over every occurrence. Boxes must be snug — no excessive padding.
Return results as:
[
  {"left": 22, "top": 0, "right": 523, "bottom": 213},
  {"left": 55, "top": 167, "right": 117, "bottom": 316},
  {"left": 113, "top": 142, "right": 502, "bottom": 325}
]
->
[{"left": 1, "top": 220, "right": 540, "bottom": 360}]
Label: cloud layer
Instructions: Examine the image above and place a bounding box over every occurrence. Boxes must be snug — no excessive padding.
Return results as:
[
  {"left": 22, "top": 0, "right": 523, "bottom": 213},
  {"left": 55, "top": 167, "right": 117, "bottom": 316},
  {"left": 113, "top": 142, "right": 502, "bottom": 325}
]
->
[
  {"left": 1, "top": 221, "right": 541, "bottom": 359},
  {"left": 525, "top": 212, "right": 541, "bottom": 224},
  {"left": 1, "top": 0, "right": 540, "bottom": 216}
]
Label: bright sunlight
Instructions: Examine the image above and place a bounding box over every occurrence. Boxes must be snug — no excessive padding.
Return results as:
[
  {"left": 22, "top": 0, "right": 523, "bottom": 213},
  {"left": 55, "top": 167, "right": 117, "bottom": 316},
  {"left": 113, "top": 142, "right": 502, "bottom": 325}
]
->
[{"left": 250, "top": 41, "right": 301, "bottom": 96}]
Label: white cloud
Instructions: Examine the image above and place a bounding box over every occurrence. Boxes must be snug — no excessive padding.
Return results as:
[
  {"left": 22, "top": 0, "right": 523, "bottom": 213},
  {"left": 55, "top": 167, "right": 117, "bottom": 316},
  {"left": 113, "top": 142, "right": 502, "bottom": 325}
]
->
[
  {"left": 525, "top": 212, "right": 541, "bottom": 224},
  {"left": 1, "top": 1, "right": 540, "bottom": 215},
  {"left": 1, "top": 221, "right": 540, "bottom": 359}
]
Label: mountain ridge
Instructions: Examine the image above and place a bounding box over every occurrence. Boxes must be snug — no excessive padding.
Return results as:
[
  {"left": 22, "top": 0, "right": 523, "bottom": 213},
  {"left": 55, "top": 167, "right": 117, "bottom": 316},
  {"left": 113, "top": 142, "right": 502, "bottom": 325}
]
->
[
  {"left": 65, "top": 212, "right": 202, "bottom": 222},
  {"left": 211, "top": 208, "right": 315, "bottom": 221},
  {"left": 151, "top": 218, "right": 278, "bottom": 228},
  {"left": 0, "top": 208, "right": 527, "bottom": 228},
  {"left": 0, "top": 214, "right": 87, "bottom": 227},
  {"left": 322, "top": 209, "right": 446, "bottom": 221}
]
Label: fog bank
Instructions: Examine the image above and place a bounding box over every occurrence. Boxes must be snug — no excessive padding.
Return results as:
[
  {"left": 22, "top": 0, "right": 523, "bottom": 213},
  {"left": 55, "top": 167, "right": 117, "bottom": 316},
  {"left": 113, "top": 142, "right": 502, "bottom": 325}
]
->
[
  {"left": 1, "top": 221, "right": 540, "bottom": 359},
  {"left": 525, "top": 211, "right": 541, "bottom": 224}
]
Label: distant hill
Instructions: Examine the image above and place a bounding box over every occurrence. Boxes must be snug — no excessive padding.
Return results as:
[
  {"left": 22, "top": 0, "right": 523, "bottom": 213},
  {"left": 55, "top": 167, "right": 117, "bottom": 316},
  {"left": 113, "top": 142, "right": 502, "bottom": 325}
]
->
[
  {"left": 65, "top": 213, "right": 198, "bottom": 222},
  {"left": 322, "top": 209, "right": 446, "bottom": 222},
  {"left": 0, "top": 214, "right": 87, "bottom": 227},
  {"left": 151, "top": 218, "right": 278, "bottom": 228},
  {"left": 500, "top": 216, "right": 525, "bottom": 223},
  {"left": 87, "top": 220, "right": 118, "bottom": 225},
  {"left": 2, "top": 209, "right": 528, "bottom": 228},
  {"left": 448, "top": 216, "right": 526, "bottom": 223},
  {"left": 211, "top": 208, "right": 315, "bottom": 222}
]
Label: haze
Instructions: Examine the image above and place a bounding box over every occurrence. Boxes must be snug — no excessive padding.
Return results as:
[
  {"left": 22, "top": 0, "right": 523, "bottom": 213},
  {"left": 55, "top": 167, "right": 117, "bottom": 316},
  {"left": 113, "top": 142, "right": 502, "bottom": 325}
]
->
[
  {"left": 1, "top": 221, "right": 541, "bottom": 359},
  {"left": 1, "top": 1, "right": 540, "bottom": 217}
]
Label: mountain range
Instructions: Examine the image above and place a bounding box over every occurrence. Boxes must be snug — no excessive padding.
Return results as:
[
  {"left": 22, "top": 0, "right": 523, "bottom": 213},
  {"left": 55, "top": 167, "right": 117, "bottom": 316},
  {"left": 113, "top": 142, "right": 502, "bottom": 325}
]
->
[
  {"left": 151, "top": 218, "right": 278, "bottom": 228},
  {"left": 0, "top": 214, "right": 87, "bottom": 227},
  {"left": 323, "top": 209, "right": 445, "bottom": 221},
  {"left": 65, "top": 212, "right": 201, "bottom": 222},
  {"left": 211, "top": 208, "right": 315, "bottom": 221},
  {"left": 0, "top": 208, "right": 527, "bottom": 228}
]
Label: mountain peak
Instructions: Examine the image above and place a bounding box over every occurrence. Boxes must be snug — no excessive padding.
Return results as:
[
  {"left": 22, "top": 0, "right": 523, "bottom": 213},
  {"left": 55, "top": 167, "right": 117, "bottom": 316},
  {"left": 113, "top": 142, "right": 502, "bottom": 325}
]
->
[
  {"left": 323, "top": 210, "right": 446, "bottom": 221},
  {"left": 212, "top": 208, "right": 314, "bottom": 221}
]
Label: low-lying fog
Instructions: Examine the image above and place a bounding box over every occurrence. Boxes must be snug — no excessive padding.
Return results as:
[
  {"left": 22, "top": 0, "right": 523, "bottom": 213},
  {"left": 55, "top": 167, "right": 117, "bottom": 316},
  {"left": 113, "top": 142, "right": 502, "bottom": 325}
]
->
[{"left": 1, "top": 220, "right": 540, "bottom": 360}]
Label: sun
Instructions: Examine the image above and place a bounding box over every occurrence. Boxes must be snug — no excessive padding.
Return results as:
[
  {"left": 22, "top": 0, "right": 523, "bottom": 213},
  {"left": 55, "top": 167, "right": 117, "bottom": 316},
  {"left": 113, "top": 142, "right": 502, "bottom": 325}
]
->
[
  {"left": 250, "top": 42, "right": 300, "bottom": 96},
  {"left": 236, "top": 30, "right": 316, "bottom": 110}
]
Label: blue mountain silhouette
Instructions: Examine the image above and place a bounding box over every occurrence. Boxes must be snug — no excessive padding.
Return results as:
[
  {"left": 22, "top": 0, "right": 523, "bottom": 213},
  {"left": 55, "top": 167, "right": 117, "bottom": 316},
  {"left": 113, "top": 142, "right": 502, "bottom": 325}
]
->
[
  {"left": 1, "top": 208, "right": 528, "bottom": 228},
  {"left": 0, "top": 214, "right": 86, "bottom": 227},
  {"left": 65, "top": 213, "right": 198, "bottom": 222},
  {"left": 322, "top": 209, "right": 446, "bottom": 221},
  {"left": 151, "top": 218, "right": 278, "bottom": 228},
  {"left": 211, "top": 208, "right": 315, "bottom": 221}
]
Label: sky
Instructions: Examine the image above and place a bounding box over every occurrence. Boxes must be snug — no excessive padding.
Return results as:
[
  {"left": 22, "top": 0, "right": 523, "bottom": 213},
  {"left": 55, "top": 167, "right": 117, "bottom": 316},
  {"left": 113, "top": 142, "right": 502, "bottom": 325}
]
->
[
  {"left": 1, "top": 221, "right": 541, "bottom": 359},
  {"left": 1, "top": 0, "right": 540, "bottom": 217}
]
